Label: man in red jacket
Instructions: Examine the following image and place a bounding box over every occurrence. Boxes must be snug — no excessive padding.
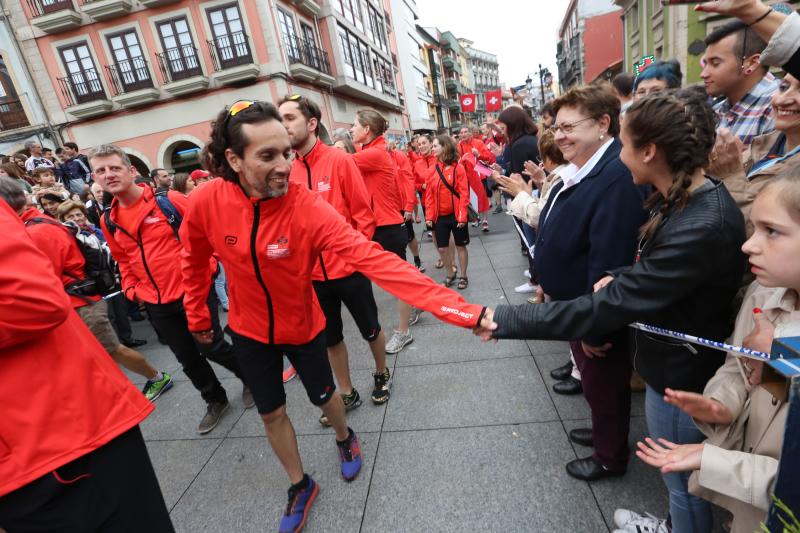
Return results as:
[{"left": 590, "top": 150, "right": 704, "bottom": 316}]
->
[
  {"left": 0, "top": 196, "right": 173, "bottom": 532},
  {"left": 181, "top": 100, "right": 486, "bottom": 533},
  {"left": 90, "top": 145, "right": 252, "bottom": 435},
  {"left": 278, "top": 94, "right": 389, "bottom": 421}
]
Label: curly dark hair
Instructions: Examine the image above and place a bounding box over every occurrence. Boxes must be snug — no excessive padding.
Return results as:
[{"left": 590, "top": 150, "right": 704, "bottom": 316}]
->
[
  {"left": 203, "top": 101, "right": 282, "bottom": 183},
  {"left": 624, "top": 87, "right": 717, "bottom": 240}
]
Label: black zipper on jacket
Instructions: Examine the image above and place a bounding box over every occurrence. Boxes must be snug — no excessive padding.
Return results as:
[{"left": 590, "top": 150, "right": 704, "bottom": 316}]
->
[
  {"left": 114, "top": 221, "right": 162, "bottom": 304},
  {"left": 302, "top": 157, "right": 329, "bottom": 281},
  {"left": 250, "top": 202, "right": 276, "bottom": 344}
]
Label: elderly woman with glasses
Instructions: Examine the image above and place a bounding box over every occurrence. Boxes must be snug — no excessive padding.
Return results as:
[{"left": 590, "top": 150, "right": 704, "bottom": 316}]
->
[{"left": 528, "top": 85, "right": 649, "bottom": 481}]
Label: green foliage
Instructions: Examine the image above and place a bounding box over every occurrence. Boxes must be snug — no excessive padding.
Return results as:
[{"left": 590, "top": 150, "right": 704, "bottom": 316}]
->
[{"left": 761, "top": 496, "right": 800, "bottom": 533}]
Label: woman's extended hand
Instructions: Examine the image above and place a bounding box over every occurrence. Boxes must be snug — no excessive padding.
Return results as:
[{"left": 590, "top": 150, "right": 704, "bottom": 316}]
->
[
  {"left": 523, "top": 160, "right": 546, "bottom": 188},
  {"left": 741, "top": 309, "right": 773, "bottom": 386},
  {"left": 707, "top": 128, "right": 744, "bottom": 177},
  {"left": 636, "top": 438, "right": 703, "bottom": 474},
  {"left": 496, "top": 173, "right": 532, "bottom": 198},
  {"left": 663, "top": 388, "right": 734, "bottom": 425}
]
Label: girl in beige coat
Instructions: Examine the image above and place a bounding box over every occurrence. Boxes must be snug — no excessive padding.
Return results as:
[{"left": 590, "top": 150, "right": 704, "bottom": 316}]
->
[{"left": 635, "top": 167, "right": 800, "bottom": 533}]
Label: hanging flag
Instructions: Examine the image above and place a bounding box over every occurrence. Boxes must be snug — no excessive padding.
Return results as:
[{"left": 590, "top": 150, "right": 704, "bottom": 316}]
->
[
  {"left": 460, "top": 93, "right": 477, "bottom": 113},
  {"left": 484, "top": 89, "right": 502, "bottom": 112}
]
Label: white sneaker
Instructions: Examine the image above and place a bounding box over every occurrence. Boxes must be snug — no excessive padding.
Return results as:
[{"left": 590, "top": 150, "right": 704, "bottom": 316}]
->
[
  {"left": 523, "top": 269, "right": 531, "bottom": 279},
  {"left": 613, "top": 509, "right": 668, "bottom": 532},
  {"left": 385, "top": 329, "right": 413, "bottom": 354},
  {"left": 514, "top": 282, "right": 536, "bottom": 294}
]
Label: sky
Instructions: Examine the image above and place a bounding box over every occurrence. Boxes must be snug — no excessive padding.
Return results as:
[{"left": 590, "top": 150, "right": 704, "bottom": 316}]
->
[{"left": 416, "top": 0, "right": 570, "bottom": 89}]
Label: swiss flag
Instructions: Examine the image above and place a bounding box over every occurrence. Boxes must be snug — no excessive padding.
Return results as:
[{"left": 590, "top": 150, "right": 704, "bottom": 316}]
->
[
  {"left": 460, "top": 93, "right": 477, "bottom": 113},
  {"left": 484, "top": 89, "right": 502, "bottom": 112}
]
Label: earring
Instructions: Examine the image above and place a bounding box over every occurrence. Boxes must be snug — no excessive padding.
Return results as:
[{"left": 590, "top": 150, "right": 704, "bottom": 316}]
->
[{"left": 599, "top": 134, "right": 605, "bottom": 140}]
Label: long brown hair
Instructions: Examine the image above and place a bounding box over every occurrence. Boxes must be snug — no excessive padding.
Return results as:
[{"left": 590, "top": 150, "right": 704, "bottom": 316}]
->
[
  {"left": 355, "top": 108, "right": 388, "bottom": 140},
  {"left": 497, "top": 106, "right": 538, "bottom": 144},
  {"left": 625, "top": 87, "right": 716, "bottom": 240},
  {"left": 434, "top": 134, "right": 459, "bottom": 166},
  {"left": 0, "top": 161, "right": 33, "bottom": 184}
]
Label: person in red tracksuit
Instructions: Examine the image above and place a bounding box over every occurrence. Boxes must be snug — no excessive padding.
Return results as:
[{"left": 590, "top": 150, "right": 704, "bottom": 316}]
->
[
  {"left": 388, "top": 141, "right": 425, "bottom": 272},
  {"left": 457, "top": 126, "right": 494, "bottom": 231},
  {"left": 91, "top": 146, "right": 251, "bottom": 435},
  {"left": 426, "top": 134, "right": 471, "bottom": 290},
  {"left": 278, "top": 94, "right": 390, "bottom": 423},
  {"left": 182, "top": 101, "right": 486, "bottom": 533},
  {"left": 0, "top": 194, "right": 173, "bottom": 533},
  {"left": 350, "top": 108, "right": 418, "bottom": 355}
]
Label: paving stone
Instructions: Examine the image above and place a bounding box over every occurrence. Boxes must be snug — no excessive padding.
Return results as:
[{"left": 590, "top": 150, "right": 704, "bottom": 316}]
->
[
  {"left": 383, "top": 356, "right": 557, "bottom": 431},
  {"left": 169, "top": 434, "right": 376, "bottom": 533},
  {"left": 361, "top": 423, "right": 607, "bottom": 532},
  {"left": 145, "top": 438, "right": 221, "bottom": 509}
]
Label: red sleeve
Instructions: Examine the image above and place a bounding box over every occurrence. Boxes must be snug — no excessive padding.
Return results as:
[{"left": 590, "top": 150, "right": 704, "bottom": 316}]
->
[
  {"left": 0, "top": 202, "right": 71, "bottom": 349},
  {"left": 25, "top": 225, "right": 69, "bottom": 281},
  {"left": 101, "top": 216, "right": 142, "bottom": 301},
  {"left": 424, "top": 173, "right": 436, "bottom": 221},
  {"left": 167, "top": 190, "right": 189, "bottom": 215},
  {"left": 339, "top": 156, "right": 376, "bottom": 239},
  {"left": 455, "top": 165, "right": 470, "bottom": 223},
  {"left": 474, "top": 139, "right": 495, "bottom": 165},
  {"left": 396, "top": 154, "right": 416, "bottom": 211},
  {"left": 309, "top": 193, "right": 485, "bottom": 328},
  {"left": 351, "top": 146, "right": 381, "bottom": 173},
  {"left": 179, "top": 191, "right": 215, "bottom": 333},
  {"left": 413, "top": 160, "right": 427, "bottom": 191}
]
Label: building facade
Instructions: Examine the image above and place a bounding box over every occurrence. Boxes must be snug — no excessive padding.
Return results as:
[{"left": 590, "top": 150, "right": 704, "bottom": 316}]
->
[
  {"left": 9, "top": 0, "right": 407, "bottom": 173},
  {"left": 438, "top": 30, "right": 465, "bottom": 130},
  {"left": 416, "top": 24, "right": 448, "bottom": 132},
  {"left": 556, "top": 0, "right": 621, "bottom": 91},
  {"left": 461, "top": 39, "right": 498, "bottom": 125}
]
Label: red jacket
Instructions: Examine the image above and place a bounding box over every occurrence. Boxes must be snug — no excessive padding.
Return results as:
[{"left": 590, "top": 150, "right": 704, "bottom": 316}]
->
[
  {"left": 101, "top": 185, "right": 212, "bottom": 304},
  {"left": 352, "top": 136, "right": 405, "bottom": 226},
  {"left": 180, "top": 180, "right": 486, "bottom": 345},
  {"left": 425, "top": 163, "right": 470, "bottom": 224},
  {"left": 290, "top": 140, "right": 376, "bottom": 281},
  {"left": 458, "top": 137, "right": 496, "bottom": 165},
  {"left": 20, "top": 208, "right": 100, "bottom": 309},
  {"left": 389, "top": 149, "right": 417, "bottom": 211},
  {"left": 413, "top": 153, "right": 436, "bottom": 192},
  {"left": 0, "top": 201, "right": 152, "bottom": 498}
]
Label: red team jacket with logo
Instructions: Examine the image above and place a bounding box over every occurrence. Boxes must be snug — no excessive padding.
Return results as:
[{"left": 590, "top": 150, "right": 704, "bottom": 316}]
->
[
  {"left": 351, "top": 136, "right": 405, "bottom": 226},
  {"left": 0, "top": 201, "right": 152, "bottom": 497},
  {"left": 389, "top": 148, "right": 417, "bottom": 211},
  {"left": 289, "top": 140, "right": 376, "bottom": 281},
  {"left": 180, "top": 180, "right": 486, "bottom": 345},
  {"left": 101, "top": 185, "right": 215, "bottom": 305},
  {"left": 425, "top": 163, "right": 470, "bottom": 224}
]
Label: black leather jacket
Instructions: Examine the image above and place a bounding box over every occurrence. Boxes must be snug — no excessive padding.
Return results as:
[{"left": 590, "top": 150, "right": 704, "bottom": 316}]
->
[{"left": 493, "top": 179, "right": 747, "bottom": 394}]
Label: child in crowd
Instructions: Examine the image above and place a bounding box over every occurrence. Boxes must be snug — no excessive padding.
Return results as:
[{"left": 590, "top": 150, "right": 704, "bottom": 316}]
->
[
  {"left": 31, "top": 167, "right": 69, "bottom": 216},
  {"left": 630, "top": 165, "right": 799, "bottom": 533}
]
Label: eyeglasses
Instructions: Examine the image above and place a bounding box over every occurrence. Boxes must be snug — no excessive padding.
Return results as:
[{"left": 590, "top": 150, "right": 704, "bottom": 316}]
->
[{"left": 548, "top": 117, "right": 595, "bottom": 135}]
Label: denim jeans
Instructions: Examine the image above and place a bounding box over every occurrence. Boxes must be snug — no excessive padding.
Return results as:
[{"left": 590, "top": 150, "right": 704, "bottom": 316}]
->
[
  {"left": 645, "top": 385, "right": 713, "bottom": 533},
  {"left": 214, "top": 262, "right": 229, "bottom": 309}
]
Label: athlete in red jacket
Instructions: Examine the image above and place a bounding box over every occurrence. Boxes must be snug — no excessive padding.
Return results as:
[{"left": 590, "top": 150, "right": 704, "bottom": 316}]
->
[
  {"left": 182, "top": 101, "right": 486, "bottom": 533},
  {"left": 279, "top": 94, "right": 389, "bottom": 422},
  {"left": 0, "top": 192, "right": 172, "bottom": 532},
  {"left": 457, "top": 126, "right": 493, "bottom": 231},
  {"left": 388, "top": 143, "right": 425, "bottom": 272},
  {"left": 92, "top": 145, "right": 250, "bottom": 435},
  {"left": 351, "top": 109, "right": 419, "bottom": 355},
  {"left": 15, "top": 197, "right": 171, "bottom": 402},
  {"left": 426, "top": 135, "right": 472, "bottom": 290}
]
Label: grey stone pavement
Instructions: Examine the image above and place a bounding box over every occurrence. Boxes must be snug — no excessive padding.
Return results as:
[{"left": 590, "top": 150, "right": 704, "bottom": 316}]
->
[{"left": 125, "top": 212, "right": 718, "bottom": 533}]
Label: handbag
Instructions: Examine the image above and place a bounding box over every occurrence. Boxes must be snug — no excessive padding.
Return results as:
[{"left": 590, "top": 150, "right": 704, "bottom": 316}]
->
[{"left": 435, "top": 165, "right": 479, "bottom": 223}]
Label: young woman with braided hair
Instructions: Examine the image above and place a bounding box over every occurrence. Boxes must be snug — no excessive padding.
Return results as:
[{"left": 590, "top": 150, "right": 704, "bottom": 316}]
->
[{"left": 477, "top": 88, "right": 748, "bottom": 533}]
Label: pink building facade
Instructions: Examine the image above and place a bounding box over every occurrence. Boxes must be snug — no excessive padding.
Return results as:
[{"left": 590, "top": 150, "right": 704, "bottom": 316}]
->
[{"left": 14, "top": 0, "right": 408, "bottom": 174}]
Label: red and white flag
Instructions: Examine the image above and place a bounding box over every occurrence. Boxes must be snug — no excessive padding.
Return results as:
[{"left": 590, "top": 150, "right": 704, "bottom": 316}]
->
[
  {"left": 484, "top": 89, "right": 502, "bottom": 112},
  {"left": 460, "top": 93, "right": 477, "bottom": 113}
]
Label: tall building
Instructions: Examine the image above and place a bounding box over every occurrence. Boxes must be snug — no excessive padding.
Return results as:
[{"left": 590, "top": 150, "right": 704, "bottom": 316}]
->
[
  {"left": 556, "top": 0, "right": 622, "bottom": 91},
  {"left": 438, "top": 30, "right": 465, "bottom": 130},
  {"left": 7, "top": 0, "right": 408, "bottom": 173},
  {"left": 390, "top": 0, "right": 436, "bottom": 133},
  {"left": 416, "top": 24, "right": 448, "bottom": 132},
  {"left": 460, "top": 39, "right": 499, "bottom": 125},
  {"left": 614, "top": 0, "right": 800, "bottom": 85}
]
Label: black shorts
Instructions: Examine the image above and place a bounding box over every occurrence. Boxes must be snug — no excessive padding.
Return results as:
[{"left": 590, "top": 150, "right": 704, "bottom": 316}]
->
[
  {"left": 229, "top": 330, "right": 335, "bottom": 414},
  {"left": 372, "top": 223, "right": 407, "bottom": 259},
  {"left": 0, "top": 426, "right": 173, "bottom": 532},
  {"left": 313, "top": 272, "right": 381, "bottom": 347},
  {"left": 434, "top": 214, "right": 470, "bottom": 247},
  {"left": 404, "top": 219, "right": 416, "bottom": 243}
]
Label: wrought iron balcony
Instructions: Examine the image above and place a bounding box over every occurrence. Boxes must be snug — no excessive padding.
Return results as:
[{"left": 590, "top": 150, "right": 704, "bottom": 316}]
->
[
  {"left": 57, "top": 69, "right": 107, "bottom": 106},
  {"left": 156, "top": 46, "right": 203, "bottom": 83},
  {"left": 208, "top": 31, "right": 255, "bottom": 70},
  {"left": 285, "top": 35, "right": 331, "bottom": 75},
  {"left": 26, "top": 0, "right": 81, "bottom": 33},
  {"left": 0, "top": 99, "right": 30, "bottom": 130},
  {"left": 106, "top": 56, "right": 154, "bottom": 94},
  {"left": 27, "top": 0, "right": 74, "bottom": 15}
]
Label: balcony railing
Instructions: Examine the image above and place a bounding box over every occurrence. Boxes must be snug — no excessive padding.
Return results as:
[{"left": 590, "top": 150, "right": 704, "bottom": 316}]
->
[
  {"left": 285, "top": 35, "right": 330, "bottom": 75},
  {"left": 26, "top": 0, "right": 74, "bottom": 16},
  {"left": 208, "top": 31, "right": 254, "bottom": 70},
  {"left": 57, "top": 69, "right": 107, "bottom": 106},
  {"left": 0, "top": 99, "right": 30, "bottom": 130},
  {"left": 156, "top": 46, "right": 203, "bottom": 82},
  {"left": 106, "top": 57, "right": 154, "bottom": 95}
]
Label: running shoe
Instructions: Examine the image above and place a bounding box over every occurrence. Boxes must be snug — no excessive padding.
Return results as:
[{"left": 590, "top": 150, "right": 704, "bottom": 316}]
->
[
  {"left": 283, "top": 364, "right": 297, "bottom": 383},
  {"left": 524, "top": 269, "right": 531, "bottom": 279},
  {"left": 426, "top": 230, "right": 433, "bottom": 239},
  {"left": 481, "top": 219, "right": 489, "bottom": 232},
  {"left": 142, "top": 372, "right": 173, "bottom": 401},
  {"left": 279, "top": 476, "right": 318, "bottom": 533},
  {"left": 514, "top": 282, "right": 537, "bottom": 294},
  {"left": 319, "top": 389, "right": 362, "bottom": 427},
  {"left": 371, "top": 368, "right": 391, "bottom": 404},
  {"left": 385, "top": 329, "right": 413, "bottom": 354},
  {"left": 408, "top": 307, "right": 423, "bottom": 326},
  {"left": 471, "top": 220, "right": 478, "bottom": 227},
  {"left": 337, "top": 428, "right": 363, "bottom": 481},
  {"left": 197, "top": 401, "right": 229, "bottom": 435},
  {"left": 613, "top": 509, "right": 668, "bottom": 533},
  {"left": 493, "top": 205, "right": 503, "bottom": 214},
  {"left": 416, "top": 261, "right": 426, "bottom": 273}
]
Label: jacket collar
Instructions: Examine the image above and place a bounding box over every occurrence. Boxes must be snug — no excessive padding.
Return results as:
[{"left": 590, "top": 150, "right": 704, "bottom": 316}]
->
[
  {"left": 574, "top": 137, "right": 620, "bottom": 184},
  {"left": 108, "top": 184, "right": 154, "bottom": 234},
  {"left": 295, "top": 138, "right": 326, "bottom": 166},
  {"left": 362, "top": 135, "right": 386, "bottom": 150},
  {"left": 20, "top": 207, "right": 49, "bottom": 223}
]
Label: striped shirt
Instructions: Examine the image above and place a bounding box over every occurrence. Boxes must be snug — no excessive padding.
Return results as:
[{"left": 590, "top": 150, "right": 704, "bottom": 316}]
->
[{"left": 713, "top": 72, "right": 779, "bottom": 146}]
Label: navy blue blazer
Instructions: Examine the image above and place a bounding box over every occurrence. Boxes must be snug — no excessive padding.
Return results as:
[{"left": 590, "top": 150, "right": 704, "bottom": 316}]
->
[{"left": 533, "top": 138, "right": 649, "bottom": 302}]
